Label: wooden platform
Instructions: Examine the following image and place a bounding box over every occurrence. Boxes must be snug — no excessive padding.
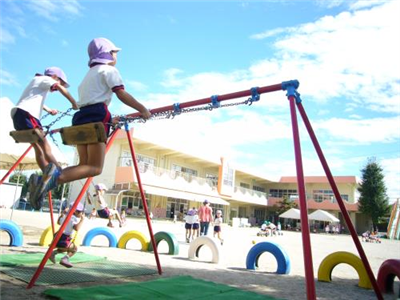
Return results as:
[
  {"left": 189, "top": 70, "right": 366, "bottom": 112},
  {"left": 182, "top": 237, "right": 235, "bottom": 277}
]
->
[
  {"left": 9, "top": 128, "right": 45, "bottom": 143},
  {"left": 60, "top": 122, "right": 107, "bottom": 145}
]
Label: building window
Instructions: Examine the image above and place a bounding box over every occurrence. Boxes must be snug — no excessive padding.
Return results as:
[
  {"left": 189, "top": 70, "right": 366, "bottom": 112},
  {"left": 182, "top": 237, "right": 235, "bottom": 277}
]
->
[
  {"left": 253, "top": 185, "right": 265, "bottom": 193},
  {"left": 269, "top": 189, "right": 298, "bottom": 198},
  {"left": 205, "top": 174, "right": 218, "bottom": 187},
  {"left": 312, "top": 190, "right": 349, "bottom": 203},
  {"left": 172, "top": 165, "right": 197, "bottom": 177},
  {"left": 120, "top": 191, "right": 150, "bottom": 216},
  {"left": 119, "top": 151, "right": 156, "bottom": 172},
  {"left": 240, "top": 182, "right": 250, "bottom": 189}
]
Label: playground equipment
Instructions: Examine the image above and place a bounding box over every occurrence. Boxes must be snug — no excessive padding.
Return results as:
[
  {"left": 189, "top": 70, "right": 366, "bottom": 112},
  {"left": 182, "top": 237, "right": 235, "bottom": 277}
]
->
[
  {"left": 246, "top": 241, "right": 290, "bottom": 274},
  {"left": 377, "top": 259, "right": 400, "bottom": 295},
  {"left": 0, "top": 219, "right": 23, "bottom": 246},
  {"left": 188, "top": 236, "right": 220, "bottom": 264},
  {"left": 118, "top": 230, "right": 149, "bottom": 251},
  {"left": 318, "top": 251, "right": 372, "bottom": 289},
  {"left": 39, "top": 225, "right": 82, "bottom": 247},
  {"left": 148, "top": 231, "right": 179, "bottom": 255},
  {"left": 82, "top": 227, "right": 118, "bottom": 247},
  {"left": 0, "top": 80, "right": 385, "bottom": 299},
  {"left": 387, "top": 199, "right": 400, "bottom": 240}
]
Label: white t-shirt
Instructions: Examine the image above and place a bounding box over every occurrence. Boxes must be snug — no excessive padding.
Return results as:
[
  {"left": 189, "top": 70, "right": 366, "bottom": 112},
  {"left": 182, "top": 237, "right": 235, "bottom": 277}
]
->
[
  {"left": 11, "top": 76, "right": 58, "bottom": 119},
  {"left": 59, "top": 214, "right": 80, "bottom": 236},
  {"left": 78, "top": 65, "right": 124, "bottom": 108},
  {"left": 214, "top": 217, "right": 223, "bottom": 226},
  {"left": 185, "top": 215, "right": 195, "bottom": 224}
]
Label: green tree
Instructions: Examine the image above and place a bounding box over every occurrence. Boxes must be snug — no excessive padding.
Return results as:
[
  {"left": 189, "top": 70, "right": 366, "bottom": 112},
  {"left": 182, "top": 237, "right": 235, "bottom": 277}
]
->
[
  {"left": 9, "top": 172, "right": 28, "bottom": 197},
  {"left": 357, "top": 157, "right": 390, "bottom": 231},
  {"left": 274, "top": 195, "right": 298, "bottom": 215},
  {"left": 52, "top": 182, "right": 70, "bottom": 200}
]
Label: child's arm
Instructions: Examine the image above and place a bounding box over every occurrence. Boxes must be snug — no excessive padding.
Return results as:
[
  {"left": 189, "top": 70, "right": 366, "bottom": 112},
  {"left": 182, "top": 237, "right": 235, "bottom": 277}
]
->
[
  {"left": 54, "top": 85, "right": 79, "bottom": 110},
  {"left": 43, "top": 105, "right": 58, "bottom": 115},
  {"left": 114, "top": 89, "right": 151, "bottom": 119},
  {"left": 73, "top": 215, "right": 85, "bottom": 231}
]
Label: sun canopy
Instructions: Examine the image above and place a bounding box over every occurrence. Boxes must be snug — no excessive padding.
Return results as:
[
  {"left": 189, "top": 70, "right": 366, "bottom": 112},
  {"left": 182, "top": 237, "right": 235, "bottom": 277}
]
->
[
  {"left": 279, "top": 208, "right": 301, "bottom": 219},
  {"left": 308, "top": 209, "right": 340, "bottom": 223}
]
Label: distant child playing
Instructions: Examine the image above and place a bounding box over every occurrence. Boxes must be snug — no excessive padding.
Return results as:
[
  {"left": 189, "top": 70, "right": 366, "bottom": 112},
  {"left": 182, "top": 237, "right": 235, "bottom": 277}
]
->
[
  {"left": 94, "top": 183, "right": 123, "bottom": 228},
  {"left": 50, "top": 202, "right": 85, "bottom": 268},
  {"left": 10, "top": 67, "right": 78, "bottom": 209},
  {"left": 213, "top": 210, "right": 224, "bottom": 245},
  {"left": 30, "top": 37, "right": 151, "bottom": 208}
]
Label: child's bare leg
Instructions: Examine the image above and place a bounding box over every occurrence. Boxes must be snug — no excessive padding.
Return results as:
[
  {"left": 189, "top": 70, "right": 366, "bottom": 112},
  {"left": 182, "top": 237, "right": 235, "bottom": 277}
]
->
[
  {"left": 32, "top": 143, "right": 47, "bottom": 171},
  {"left": 39, "top": 138, "right": 61, "bottom": 169},
  {"left": 58, "top": 143, "right": 105, "bottom": 184}
]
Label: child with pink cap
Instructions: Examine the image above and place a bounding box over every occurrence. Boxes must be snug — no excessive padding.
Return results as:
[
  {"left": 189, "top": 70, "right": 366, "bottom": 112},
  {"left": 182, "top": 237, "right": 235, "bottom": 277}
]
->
[
  {"left": 30, "top": 38, "right": 151, "bottom": 208},
  {"left": 11, "top": 67, "right": 78, "bottom": 210},
  {"left": 49, "top": 202, "right": 85, "bottom": 268}
]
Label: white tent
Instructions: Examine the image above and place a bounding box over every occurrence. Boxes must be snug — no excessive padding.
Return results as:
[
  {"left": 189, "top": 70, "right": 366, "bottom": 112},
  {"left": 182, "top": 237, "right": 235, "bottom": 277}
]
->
[
  {"left": 279, "top": 208, "right": 301, "bottom": 219},
  {"left": 308, "top": 209, "right": 340, "bottom": 223}
]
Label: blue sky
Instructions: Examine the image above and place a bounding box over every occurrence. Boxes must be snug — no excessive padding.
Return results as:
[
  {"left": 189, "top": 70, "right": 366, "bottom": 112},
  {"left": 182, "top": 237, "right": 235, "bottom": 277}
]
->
[{"left": 1, "top": 0, "right": 399, "bottom": 203}]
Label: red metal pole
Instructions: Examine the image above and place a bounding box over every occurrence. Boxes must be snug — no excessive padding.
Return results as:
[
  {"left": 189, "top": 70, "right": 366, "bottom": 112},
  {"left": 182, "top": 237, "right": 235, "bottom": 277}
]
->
[
  {"left": 288, "top": 95, "right": 316, "bottom": 300},
  {"left": 125, "top": 83, "right": 283, "bottom": 118},
  {"left": 27, "top": 129, "right": 120, "bottom": 289},
  {"left": 48, "top": 192, "right": 55, "bottom": 235},
  {"left": 0, "top": 145, "right": 33, "bottom": 185},
  {"left": 296, "top": 102, "right": 383, "bottom": 300},
  {"left": 124, "top": 124, "right": 162, "bottom": 275}
]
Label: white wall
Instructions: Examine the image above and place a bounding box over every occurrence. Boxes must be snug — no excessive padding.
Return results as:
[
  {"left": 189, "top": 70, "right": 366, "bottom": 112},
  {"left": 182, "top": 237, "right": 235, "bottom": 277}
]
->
[{"left": 0, "top": 183, "right": 22, "bottom": 208}]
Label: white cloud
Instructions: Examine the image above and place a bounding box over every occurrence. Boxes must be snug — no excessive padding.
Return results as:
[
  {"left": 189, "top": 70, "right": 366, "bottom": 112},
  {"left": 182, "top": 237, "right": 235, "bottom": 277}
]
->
[
  {"left": 250, "top": 1, "right": 400, "bottom": 114},
  {"left": 315, "top": 117, "right": 400, "bottom": 144},
  {"left": 125, "top": 80, "right": 148, "bottom": 92},
  {"left": 0, "top": 69, "right": 19, "bottom": 86},
  {"left": 380, "top": 157, "right": 400, "bottom": 203},
  {"left": 25, "top": 0, "right": 83, "bottom": 22},
  {"left": 0, "top": 28, "right": 15, "bottom": 45}
]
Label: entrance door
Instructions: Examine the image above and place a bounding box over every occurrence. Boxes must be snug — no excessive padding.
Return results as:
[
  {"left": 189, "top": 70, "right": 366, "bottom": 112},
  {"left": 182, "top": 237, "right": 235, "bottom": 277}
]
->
[{"left": 166, "top": 203, "right": 176, "bottom": 219}]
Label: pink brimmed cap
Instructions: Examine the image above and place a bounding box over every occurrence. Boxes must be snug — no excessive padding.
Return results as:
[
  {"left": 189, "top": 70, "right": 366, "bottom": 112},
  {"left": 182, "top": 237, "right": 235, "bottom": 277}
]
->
[
  {"left": 95, "top": 183, "right": 108, "bottom": 191},
  {"left": 88, "top": 37, "right": 121, "bottom": 66},
  {"left": 44, "top": 67, "right": 70, "bottom": 88},
  {"left": 75, "top": 202, "right": 84, "bottom": 212}
]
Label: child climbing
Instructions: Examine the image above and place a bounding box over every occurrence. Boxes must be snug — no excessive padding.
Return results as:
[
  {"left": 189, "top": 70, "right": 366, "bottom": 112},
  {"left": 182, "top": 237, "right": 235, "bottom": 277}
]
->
[
  {"left": 50, "top": 202, "right": 85, "bottom": 268},
  {"left": 30, "top": 37, "right": 151, "bottom": 209},
  {"left": 10, "top": 67, "right": 78, "bottom": 210}
]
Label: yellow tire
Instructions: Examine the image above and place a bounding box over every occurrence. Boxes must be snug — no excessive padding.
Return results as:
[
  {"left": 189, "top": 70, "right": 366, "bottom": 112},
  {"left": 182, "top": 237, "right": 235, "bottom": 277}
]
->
[
  {"left": 318, "top": 251, "right": 372, "bottom": 289},
  {"left": 117, "top": 230, "right": 149, "bottom": 251},
  {"left": 39, "top": 225, "right": 82, "bottom": 246}
]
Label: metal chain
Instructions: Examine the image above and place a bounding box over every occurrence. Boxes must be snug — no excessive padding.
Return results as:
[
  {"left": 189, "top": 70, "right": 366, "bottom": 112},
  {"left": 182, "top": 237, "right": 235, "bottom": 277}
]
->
[
  {"left": 43, "top": 108, "right": 74, "bottom": 130},
  {"left": 114, "top": 96, "right": 256, "bottom": 125}
]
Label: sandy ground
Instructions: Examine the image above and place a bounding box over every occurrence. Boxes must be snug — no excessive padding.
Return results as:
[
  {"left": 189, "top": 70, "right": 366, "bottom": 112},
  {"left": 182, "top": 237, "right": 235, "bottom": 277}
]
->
[{"left": 0, "top": 209, "right": 399, "bottom": 300}]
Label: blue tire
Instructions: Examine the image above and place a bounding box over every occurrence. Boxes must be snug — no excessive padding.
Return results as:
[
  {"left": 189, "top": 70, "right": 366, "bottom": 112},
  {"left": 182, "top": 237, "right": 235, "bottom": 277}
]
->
[
  {"left": 246, "top": 241, "right": 291, "bottom": 274},
  {"left": 82, "top": 227, "right": 118, "bottom": 247},
  {"left": 0, "top": 219, "right": 23, "bottom": 246}
]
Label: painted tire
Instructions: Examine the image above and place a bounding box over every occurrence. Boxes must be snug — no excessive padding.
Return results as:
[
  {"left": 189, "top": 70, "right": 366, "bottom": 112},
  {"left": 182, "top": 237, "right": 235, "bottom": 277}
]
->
[
  {"left": 39, "top": 225, "right": 82, "bottom": 246},
  {"left": 318, "top": 251, "right": 372, "bottom": 289},
  {"left": 188, "top": 236, "right": 220, "bottom": 264},
  {"left": 377, "top": 259, "right": 400, "bottom": 294},
  {"left": 147, "top": 231, "right": 179, "bottom": 255},
  {"left": 82, "top": 227, "right": 118, "bottom": 248},
  {"left": 0, "top": 219, "right": 23, "bottom": 247},
  {"left": 246, "top": 241, "right": 290, "bottom": 274},
  {"left": 117, "top": 230, "right": 149, "bottom": 251}
]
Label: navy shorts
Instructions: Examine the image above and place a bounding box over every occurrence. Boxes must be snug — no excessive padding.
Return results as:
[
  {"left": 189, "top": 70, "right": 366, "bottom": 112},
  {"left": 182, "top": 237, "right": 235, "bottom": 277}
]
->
[
  {"left": 192, "top": 223, "right": 199, "bottom": 230},
  {"left": 214, "top": 225, "right": 221, "bottom": 233},
  {"left": 72, "top": 103, "right": 112, "bottom": 136},
  {"left": 55, "top": 233, "right": 72, "bottom": 248},
  {"left": 97, "top": 207, "right": 110, "bottom": 219},
  {"left": 12, "top": 108, "right": 43, "bottom": 130},
  {"left": 185, "top": 223, "right": 193, "bottom": 230}
]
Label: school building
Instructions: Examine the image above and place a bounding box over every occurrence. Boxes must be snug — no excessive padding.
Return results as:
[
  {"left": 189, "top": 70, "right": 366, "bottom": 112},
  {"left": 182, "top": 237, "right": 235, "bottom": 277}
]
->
[{"left": 69, "top": 129, "right": 368, "bottom": 233}]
